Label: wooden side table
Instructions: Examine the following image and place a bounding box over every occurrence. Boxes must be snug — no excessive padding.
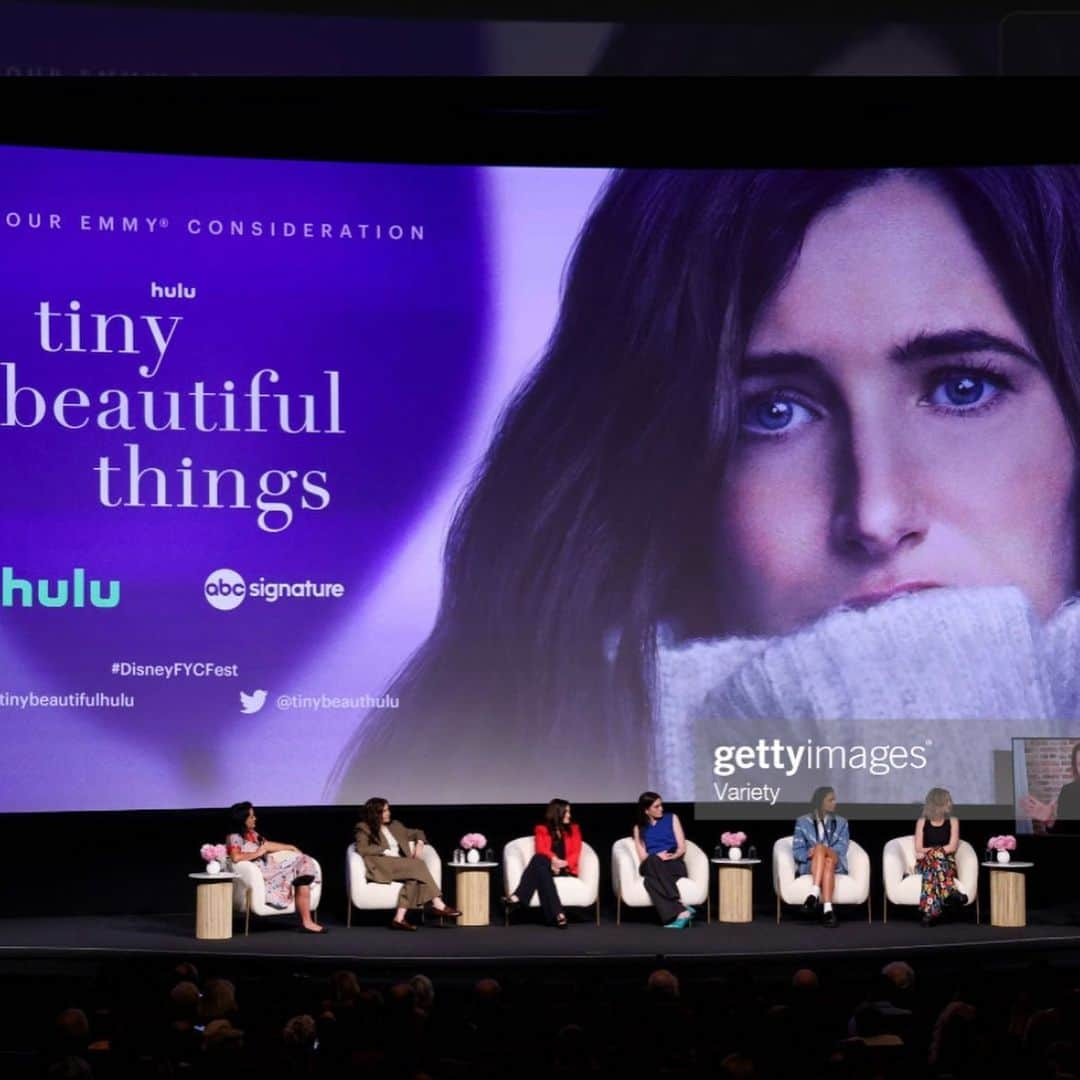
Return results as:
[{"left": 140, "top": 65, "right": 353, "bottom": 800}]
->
[
  {"left": 981, "top": 861, "right": 1034, "bottom": 928},
  {"left": 711, "top": 858, "right": 762, "bottom": 924},
  {"left": 447, "top": 862, "right": 498, "bottom": 926},
  {"left": 189, "top": 872, "right": 237, "bottom": 940}
]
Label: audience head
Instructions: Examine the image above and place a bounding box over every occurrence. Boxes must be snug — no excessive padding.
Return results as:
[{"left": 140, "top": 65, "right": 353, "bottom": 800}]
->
[
  {"left": 282, "top": 1014, "right": 317, "bottom": 1048},
  {"left": 56, "top": 1008, "right": 90, "bottom": 1042},
  {"left": 791, "top": 968, "right": 819, "bottom": 991},
  {"left": 203, "top": 1018, "right": 244, "bottom": 1054},
  {"left": 647, "top": 969, "right": 680, "bottom": 1001},
  {"left": 473, "top": 978, "right": 502, "bottom": 1003},
  {"left": 173, "top": 961, "right": 199, "bottom": 985},
  {"left": 329, "top": 969, "right": 361, "bottom": 1004},
  {"left": 719, "top": 1052, "right": 756, "bottom": 1078},
  {"left": 169, "top": 981, "right": 201, "bottom": 1018},
  {"left": 409, "top": 974, "right": 435, "bottom": 1012},
  {"left": 882, "top": 961, "right": 916, "bottom": 992},
  {"left": 198, "top": 978, "right": 238, "bottom": 1022}
]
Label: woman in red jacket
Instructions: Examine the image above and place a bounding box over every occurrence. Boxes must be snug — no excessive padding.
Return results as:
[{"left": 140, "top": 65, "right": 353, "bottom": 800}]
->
[{"left": 503, "top": 798, "right": 580, "bottom": 928}]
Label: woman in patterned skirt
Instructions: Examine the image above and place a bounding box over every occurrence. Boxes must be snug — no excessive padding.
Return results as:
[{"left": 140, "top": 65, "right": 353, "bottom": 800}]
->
[
  {"left": 226, "top": 801, "right": 326, "bottom": 933},
  {"left": 915, "top": 787, "right": 967, "bottom": 927}
]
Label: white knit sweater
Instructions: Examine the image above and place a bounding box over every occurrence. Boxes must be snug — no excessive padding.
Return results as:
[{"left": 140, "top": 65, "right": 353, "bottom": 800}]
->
[{"left": 653, "top": 586, "right": 1080, "bottom": 804}]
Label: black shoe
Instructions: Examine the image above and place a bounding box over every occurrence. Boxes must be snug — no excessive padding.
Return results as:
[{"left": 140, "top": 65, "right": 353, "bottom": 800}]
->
[
  {"left": 950, "top": 892, "right": 968, "bottom": 909},
  {"left": 502, "top": 896, "right": 521, "bottom": 912},
  {"left": 802, "top": 894, "right": 819, "bottom": 913},
  {"left": 299, "top": 925, "right": 329, "bottom": 934},
  {"left": 921, "top": 914, "right": 937, "bottom": 927},
  {"left": 554, "top": 915, "right": 568, "bottom": 929},
  {"left": 821, "top": 909, "right": 838, "bottom": 928}
]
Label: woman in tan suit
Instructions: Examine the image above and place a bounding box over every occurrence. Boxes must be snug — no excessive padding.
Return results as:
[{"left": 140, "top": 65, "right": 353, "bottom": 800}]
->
[{"left": 354, "top": 797, "right": 461, "bottom": 931}]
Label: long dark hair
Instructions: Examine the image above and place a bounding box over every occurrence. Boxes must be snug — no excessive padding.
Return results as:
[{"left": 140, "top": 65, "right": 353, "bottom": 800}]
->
[
  {"left": 636, "top": 791, "right": 663, "bottom": 831},
  {"left": 810, "top": 786, "right": 836, "bottom": 822},
  {"left": 543, "top": 798, "right": 572, "bottom": 838},
  {"left": 361, "top": 797, "right": 389, "bottom": 841},
  {"left": 1072, "top": 742, "right": 1080, "bottom": 780},
  {"left": 331, "top": 166, "right": 1080, "bottom": 801},
  {"left": 228, "top": 801, "right": 257, "bottom": 839}
]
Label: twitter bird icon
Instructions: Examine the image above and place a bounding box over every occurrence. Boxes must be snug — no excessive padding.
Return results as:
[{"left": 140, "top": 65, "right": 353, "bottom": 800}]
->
[{"left": 240, "top": 689, "right": 268, "bottom": 715}]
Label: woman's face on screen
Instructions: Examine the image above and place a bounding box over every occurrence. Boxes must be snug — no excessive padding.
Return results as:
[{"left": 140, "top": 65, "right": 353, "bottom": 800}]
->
[
  {"left": 245, "top": 808, "right": 256, "bottom": 831},
  {"left": 716, "top": 176, "right": 1077, "bottom": 636}
]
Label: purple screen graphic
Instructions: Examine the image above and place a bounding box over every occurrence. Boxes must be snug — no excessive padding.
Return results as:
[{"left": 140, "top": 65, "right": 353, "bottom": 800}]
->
[{"left": 0, "top": 143, "right": 608, "bottom": 810}]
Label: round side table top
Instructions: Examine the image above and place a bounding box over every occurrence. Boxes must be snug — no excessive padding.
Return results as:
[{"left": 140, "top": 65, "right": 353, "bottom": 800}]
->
[
  {"left": 189, "top": 872, "right": 238, "bottom": 880},
  {"left": 711, "top": 858, "right": 763, "bottom": 865},
  {"left": 981, "top": 861, "right": 1034, "bottom": 869},
  {"left": 448, "top": 861, "right": 499, "bottom": 869}
]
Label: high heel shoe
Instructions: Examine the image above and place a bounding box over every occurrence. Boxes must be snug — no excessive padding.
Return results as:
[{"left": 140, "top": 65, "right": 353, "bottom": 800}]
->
[{"left": 663, "top": 914, "right": 692, "bottom": 929}]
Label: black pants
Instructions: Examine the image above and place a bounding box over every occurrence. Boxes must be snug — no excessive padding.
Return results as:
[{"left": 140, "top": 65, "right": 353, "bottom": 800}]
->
[
  {"left": 639, "top": 854, "right": 687, "bottom": 924},
  {"left": 513, "top": 854, "right": 566, "bottom": 923}
]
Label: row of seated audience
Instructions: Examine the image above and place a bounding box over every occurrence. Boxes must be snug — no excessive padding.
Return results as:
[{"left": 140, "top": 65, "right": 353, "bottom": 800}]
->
[
  {"left": 26, "top": 952, "right": 1080, "bottom": 1078},
  {"left": 229, "top": 786, "right": 970, "bottom": 932}
]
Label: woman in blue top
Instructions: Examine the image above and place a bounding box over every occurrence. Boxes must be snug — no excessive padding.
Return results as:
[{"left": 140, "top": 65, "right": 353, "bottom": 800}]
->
[
  {"left": 792, "top": 786, "right": 850, "bottom": 928},
  {"left": 632, "top": 791, "right": 694, "bottom": 928}
]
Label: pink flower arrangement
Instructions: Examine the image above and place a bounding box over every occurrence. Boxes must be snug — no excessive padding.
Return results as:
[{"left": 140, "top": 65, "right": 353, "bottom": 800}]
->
[
  {"left": 200, "top": 843, "right": 228, "bottom": 862},
  {"left": 460, "top": 833, "right": 487, "bottom": 850},
  {"left": 721, "top": 831, "right": 747, "bottom": 847},
  {"left": 987, "top": 835, "right": 1017, "bottom": 852}
]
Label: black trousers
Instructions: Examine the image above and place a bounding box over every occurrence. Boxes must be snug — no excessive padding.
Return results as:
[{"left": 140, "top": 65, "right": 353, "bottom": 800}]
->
[
  {"left": 513, "top": 854, "right": 567, "bottom": 923},
  {"left": 639, "top": 854, "right": 687, "bottom": 923}
]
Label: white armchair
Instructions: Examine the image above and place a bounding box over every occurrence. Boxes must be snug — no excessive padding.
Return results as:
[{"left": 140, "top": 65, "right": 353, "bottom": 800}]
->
[
  {"left": 231, "top": 851, "right": 323, "bottom": 936},
  {"left": 345, "top": 841, "right": 443, "bottom": 926},
  {"left": 882, "top": 835, "right": 979, "bottom": 923},
  {"left": 611, "top": 837, "right": 710, "bottom": 924},
  {"left": 502, "top": 837, "right": 601, "bottom": 925},
  {"left": 772, "top": 836, "right": 871, "bottom": 924}
]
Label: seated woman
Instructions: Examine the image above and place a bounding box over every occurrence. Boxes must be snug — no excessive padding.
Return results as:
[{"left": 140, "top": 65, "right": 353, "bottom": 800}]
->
[
  {"left": 793, "top": 786, "right": 849, "bottom": 928},
  {"left": 225, "top": 802, "right": 326, "bottom": 933},
  {"left": 354, "top": 797, "right": 461, "bottom": 931},
  {"left": 504, "top": 798, "right": 580, "bottom": 928},
  {"left": 915, "top": 786, "right": 967, "bottom": 926},
  {"left": 632, "top": 791, "right": 694, "bottom": 929}
]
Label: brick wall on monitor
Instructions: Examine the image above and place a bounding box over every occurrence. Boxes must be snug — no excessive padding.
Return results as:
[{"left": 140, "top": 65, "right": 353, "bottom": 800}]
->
[{"left": 1024, "top": 738, "right": 1078, "bottom": 803}]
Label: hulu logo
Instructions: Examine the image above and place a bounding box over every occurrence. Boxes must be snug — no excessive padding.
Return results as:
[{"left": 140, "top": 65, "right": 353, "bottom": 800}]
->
[{"left": 1, "top": 567, "right": 120, "bottom": 608}]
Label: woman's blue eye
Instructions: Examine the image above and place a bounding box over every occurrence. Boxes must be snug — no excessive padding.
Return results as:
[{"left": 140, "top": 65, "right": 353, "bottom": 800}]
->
[
  {"left": 927, "top": 373, "right": 1001, "bottom": 410},
  {"left": 742, "top": 395, "right": 815, "bottom": 435}
]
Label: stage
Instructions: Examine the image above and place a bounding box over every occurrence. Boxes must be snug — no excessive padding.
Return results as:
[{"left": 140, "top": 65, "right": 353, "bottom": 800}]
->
[{"left": 4, "top": 908, "right": 1080, "bottom": 973}]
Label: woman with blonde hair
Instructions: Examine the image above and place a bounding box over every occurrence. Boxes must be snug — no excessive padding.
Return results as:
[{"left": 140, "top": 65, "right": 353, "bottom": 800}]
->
[{"left": 915, "top": 787, "right": 967, "bottom": 926}]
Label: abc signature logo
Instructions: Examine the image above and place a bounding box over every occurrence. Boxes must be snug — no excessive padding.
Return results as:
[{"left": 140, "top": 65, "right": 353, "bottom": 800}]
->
[
  {"left": 204, "top": 568, "right": 346, "bottom": 610},
  {"left": 204, "top": 569, "right": 247, "bottom": 611}
]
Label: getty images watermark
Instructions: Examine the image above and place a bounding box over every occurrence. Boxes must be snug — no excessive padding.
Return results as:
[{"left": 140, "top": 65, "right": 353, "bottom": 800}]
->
[{"left": 701, "top": 736, "right": 932, "bottom": 810}]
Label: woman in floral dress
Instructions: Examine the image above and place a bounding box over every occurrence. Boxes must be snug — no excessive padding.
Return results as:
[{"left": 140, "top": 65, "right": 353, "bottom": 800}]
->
[{"left": 226, "top": 801, "right": 325, "bottom": 933}]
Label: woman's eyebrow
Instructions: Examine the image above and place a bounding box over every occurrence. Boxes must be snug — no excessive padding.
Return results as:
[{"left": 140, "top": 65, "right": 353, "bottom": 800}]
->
[
  {"left": 889, "top": 328, "right": 1039, "bottom": 368},
  {"left": 740, "top": 351, "right": 824, "bottom": 376},
  {"left": 742, "top": 328, "right": 1039, "bottom": 376}
]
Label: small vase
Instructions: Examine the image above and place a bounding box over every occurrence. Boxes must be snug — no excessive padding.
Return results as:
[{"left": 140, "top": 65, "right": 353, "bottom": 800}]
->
[
  {"left": 466, "top": 848, "right": 480, "bottom": 864},
  {"left": 728, "top": 846, "right": 743, "bottom": 862},
  {"left": 205, "top": 860, "right": 221, "bottom": 875},
  {"left": 996, "top": 850, "right": 1011, "bottom": 864}
]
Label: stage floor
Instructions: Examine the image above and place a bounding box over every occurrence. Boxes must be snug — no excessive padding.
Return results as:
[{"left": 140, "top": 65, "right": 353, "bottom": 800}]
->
[{"left": 3, "top": 908, "right": 1080, "bottom": 969}]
